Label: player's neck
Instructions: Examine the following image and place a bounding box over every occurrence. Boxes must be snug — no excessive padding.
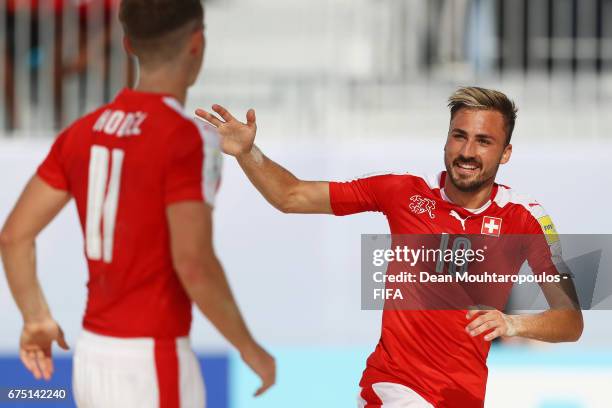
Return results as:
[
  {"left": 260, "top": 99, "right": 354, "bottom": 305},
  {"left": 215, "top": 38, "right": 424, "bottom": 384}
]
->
[
  {"left": 443, "top": 180, "right": 494, "bottom": 210},
  {"left": 135, "top": 70, "right": 188, "bottom": 106}
]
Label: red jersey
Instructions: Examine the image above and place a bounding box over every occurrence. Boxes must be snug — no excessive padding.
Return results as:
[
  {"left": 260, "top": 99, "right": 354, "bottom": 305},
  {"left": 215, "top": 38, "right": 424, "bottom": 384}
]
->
[
  {"left": 330, "top": 171, "right": 561, "bottom": 407},
  {"left": 37, "top": 88, "right": 222, "bottom": 339}
]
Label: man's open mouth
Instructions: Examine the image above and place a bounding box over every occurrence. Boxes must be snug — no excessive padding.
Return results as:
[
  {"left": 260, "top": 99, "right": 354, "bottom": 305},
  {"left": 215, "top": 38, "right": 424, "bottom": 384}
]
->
[{"left": 454, "top": 162, "right": 480, "bottom": 175}]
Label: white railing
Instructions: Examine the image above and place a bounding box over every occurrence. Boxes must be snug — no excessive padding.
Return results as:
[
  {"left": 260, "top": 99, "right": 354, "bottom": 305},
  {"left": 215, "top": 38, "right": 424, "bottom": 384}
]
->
[
  {"left": 1, "top": 0, "right": 611, "bottom": 139},
  {"left": 1, "top": 0, "right": 130, "bottom": 133}
]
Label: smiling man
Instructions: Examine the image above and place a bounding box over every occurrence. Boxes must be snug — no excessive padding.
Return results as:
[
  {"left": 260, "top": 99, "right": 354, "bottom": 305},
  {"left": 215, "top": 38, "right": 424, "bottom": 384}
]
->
[{"left": 195, "top": 86, "right": 583, "bottom": 407}]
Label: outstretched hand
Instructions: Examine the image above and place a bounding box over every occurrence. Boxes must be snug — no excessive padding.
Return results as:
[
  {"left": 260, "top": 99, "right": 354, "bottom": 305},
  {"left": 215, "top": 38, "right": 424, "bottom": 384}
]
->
[
  {"left": 195, "top": 105, "right": 257, "bottom": 157},
  {"left": 20, "top": 319, "right": 69, "bottom": 380}
]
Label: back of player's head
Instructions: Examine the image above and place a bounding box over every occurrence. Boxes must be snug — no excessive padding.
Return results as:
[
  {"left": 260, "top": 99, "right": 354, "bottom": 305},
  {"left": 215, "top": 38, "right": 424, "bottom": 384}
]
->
[
  {"left": 448, "top": 87, "right": 518, "bottom": 145},
  {"left": 119, "top": 0, "right": 204, "bottom": 68}
]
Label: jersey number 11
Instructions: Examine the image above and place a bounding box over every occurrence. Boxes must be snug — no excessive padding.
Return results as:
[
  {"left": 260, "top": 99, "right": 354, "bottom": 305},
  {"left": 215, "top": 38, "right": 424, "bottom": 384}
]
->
[{"left": 85, "top": 145, "right": 124, "bottom": 263}]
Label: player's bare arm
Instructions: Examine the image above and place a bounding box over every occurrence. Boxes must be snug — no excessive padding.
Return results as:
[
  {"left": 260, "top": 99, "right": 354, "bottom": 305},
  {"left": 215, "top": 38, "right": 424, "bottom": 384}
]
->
[
  {"left": 466, "top": 277, "right": 583, "bottom": 343},
  {"left": 195, "top": 105, "right": 332, "bottom": 214},
  {"left": 167, "top": 201, "right": 275, "bottom": 396},
  {"left": 466, "top": 308, "right": 583, "bottom": 343},
  {"left": 0, "top": 176, "right": 70, "bottom": 381}
]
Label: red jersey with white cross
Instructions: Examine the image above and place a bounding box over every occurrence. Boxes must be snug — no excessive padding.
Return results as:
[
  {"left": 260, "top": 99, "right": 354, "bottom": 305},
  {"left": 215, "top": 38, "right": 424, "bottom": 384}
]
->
[
  {"left": 330, "top": 171, "right": 562, "bottom": 408},
  {"left": 37, "top": 88, "right": 222, "bottom": 339}
]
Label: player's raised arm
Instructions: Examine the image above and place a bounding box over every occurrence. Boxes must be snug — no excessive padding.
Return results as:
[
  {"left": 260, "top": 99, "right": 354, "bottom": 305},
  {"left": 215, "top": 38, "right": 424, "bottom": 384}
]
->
[
  {"left": 166, "top": 202, "right": 275, "bottom": 396},
  {"left": 195, "top": 105, "right": 332, "bottom": 214},
  {"left": 0, "top": 176, "right": 71, "bottom": 381}
]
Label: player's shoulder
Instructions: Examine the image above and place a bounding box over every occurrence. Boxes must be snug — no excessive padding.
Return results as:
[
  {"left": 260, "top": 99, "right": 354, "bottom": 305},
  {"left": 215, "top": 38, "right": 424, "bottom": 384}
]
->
[
  {"left": 55, "top": 104, "right": 112, "bottom": 143},
  {"left": 352, "top": 171, "right": 442, "bottom": 194},
  {"left": 356, "top": 171, "right": 431, "bottom": 183},
  {"left": 493, "top": 183, "right": 550, "bottom": 221},
  {"left": 494, "top": 184, "right": 561, "bottom": 240},
  {"left": 159, "top": 97, "right": 219, "bottom": 146},
  {"left": 409, "top": 172, "right": 445, "bottom": 192},
  {"left": 385, "top": 171, "right": 445, "bottom": 194}
]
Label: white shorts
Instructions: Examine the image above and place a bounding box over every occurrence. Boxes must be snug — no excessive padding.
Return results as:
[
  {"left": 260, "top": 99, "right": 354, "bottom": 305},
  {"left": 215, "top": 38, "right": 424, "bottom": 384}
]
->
[
  {"left": 358, "top": 382, "right": 435, "bottom": 408},
  {"left": 73, "top": 330, "right": 205, "bottom": 408}
]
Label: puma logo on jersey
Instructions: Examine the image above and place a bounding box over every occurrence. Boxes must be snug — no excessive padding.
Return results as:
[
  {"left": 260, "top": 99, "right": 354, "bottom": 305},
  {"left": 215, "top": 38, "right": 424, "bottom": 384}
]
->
[
  {"left": 449, "top": 210, "right": 468, "bottom": 231},
  {"left": 409, "top": 195, "right": 436, "bottom": 219},
  {"left": 93, "top": 109, "right": 147, "bottom": 137}
]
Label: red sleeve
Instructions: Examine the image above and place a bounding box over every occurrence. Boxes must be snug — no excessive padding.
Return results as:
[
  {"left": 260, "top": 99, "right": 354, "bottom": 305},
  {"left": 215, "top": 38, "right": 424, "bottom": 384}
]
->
[
  {"left": 37, "top": 130, "right": 70, "bottom": 191},
  {"left": 164, "top": 123, "right": 205, "bottom": 205},
  {"left": 329, "top": 174, "right": 397, "bottom": 216},
  {"left": 523, "top": 205, "right": 565, "bottom": 277}
]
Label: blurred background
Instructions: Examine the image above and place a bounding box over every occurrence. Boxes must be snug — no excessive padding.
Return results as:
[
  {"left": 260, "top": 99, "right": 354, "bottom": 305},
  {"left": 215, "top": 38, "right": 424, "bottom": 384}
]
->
[{"left": 1, "top": 0, "right": 612, "bottom": 407}]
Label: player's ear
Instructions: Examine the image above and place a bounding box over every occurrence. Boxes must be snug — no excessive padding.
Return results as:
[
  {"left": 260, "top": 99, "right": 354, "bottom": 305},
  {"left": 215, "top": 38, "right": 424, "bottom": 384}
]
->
[
  {"left": 188, "top": 29, "right": 204, "bottom": 56},
  {"left": 500, "top": 143, "right": 512, "bottom": 164},
  {"left": 123, "top": 36, "right": 135, "bottom": 56}
]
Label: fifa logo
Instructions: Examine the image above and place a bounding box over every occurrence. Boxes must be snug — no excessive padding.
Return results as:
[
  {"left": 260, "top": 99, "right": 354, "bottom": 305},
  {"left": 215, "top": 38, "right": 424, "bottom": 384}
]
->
[{"left": 409, "top": 195, "right": 436, "bottom": 219}]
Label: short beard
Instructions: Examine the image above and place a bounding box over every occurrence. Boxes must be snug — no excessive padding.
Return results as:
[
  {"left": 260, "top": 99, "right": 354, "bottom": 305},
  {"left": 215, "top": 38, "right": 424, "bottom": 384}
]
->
[
  {"left": 447, "top": 171, "right": 487, "bottom": 192},
  {"left": 444, "top": 159, "right": 498, "bottom": 193}
]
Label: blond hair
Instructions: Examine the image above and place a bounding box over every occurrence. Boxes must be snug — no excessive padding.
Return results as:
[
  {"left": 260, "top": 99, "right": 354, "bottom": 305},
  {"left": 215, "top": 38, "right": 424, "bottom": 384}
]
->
[{"left": 448, "top": 86, "right": 518, "bottom": 144}]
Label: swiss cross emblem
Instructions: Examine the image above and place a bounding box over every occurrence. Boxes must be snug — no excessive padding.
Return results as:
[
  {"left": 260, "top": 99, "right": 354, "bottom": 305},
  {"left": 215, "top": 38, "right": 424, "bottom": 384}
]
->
[{"left": 481, "top": 216, "right": 502, "bottom": 236}]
